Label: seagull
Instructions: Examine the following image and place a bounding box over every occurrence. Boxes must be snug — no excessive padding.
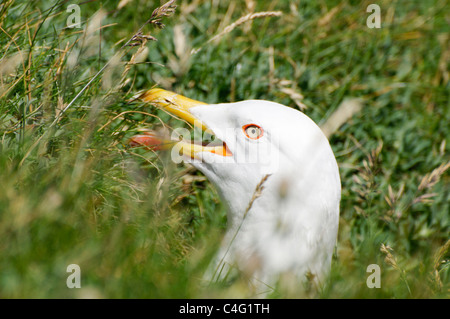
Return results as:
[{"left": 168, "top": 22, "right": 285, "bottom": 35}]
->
[{"left": 131, "top": 88, "right": 341, "bottom": 295}]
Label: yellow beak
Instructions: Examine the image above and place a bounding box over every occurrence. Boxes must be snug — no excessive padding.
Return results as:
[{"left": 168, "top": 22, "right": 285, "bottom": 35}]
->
[
  {"left": 140, "top": 88, "right": 211, "bottom": 133},
  {"left": 134, "top": 88, "right": 232, "bottom": 158}
]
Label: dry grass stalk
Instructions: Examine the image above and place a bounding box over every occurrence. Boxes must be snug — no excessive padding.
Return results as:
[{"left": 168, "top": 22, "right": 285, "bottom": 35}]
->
[
  {"left": 245, "top": 0, "right": 256, "bottom": 13},
  {"left": 121, "top": 45, "right": 149, "bottom": 84},
  {"left": 210, "top": 11, "right": 282, "bottom": 43},
  {"left": 267, "top": 47, "right": 306, "bottom": 110},
  {"left": 432, "top": 239, "right": 450, "bottom": 290},
  {"left": 439, "top": 139, "right": 446, "bottom": 156},
  {"left": 167, "top": 24, "right": 191, "bottom": 77},
  {"left": 278, "top": 85, "right": 306, "bottom": 110},
  {"left": 192, "top": 11, "right": 282, "bottom": 54},
  {"left": 385, "top": 183, "right": 404, "bottom": 208},
  {"left": 243, "top": 0, "right": 256, "bottom": 33},
  {"left": 383, "top": 161, "right": 449, "bottom": 222},
  {"left": 0, "top": 51, "right": 26, "bottom": 96},
  {"left": 127, "top": 0, "right": 177, "bottom": 47},
  {"left": 384, "top": 183, "right": 405, "bottom": 221},
  {"left": 271, "top": 77, "right": 307, "bottom": 111},
  {"left": 407, "top": 161, "right": 450, "bottom": 206},
  {"left": 368, "top": 142, "right": 383, "bottom": 174},
  {"left": 212, "top": 173, "right": 271, "bottom": 283},
  {"left": 320, "top": 98, "right": 363, "bottom": 138},
  {"left": 418, "top": 161, "right": 450, "bottom": 191},
  {"left": 317, "top": 5, "right": 342, "bottom": 27},
  {"left": 351, "top": 142, "right": 383, "bottom": 216},
  {"left": 380, "top": 243, "right": 400, "bottom": 271},
  {"left": 150, "top": 0, "right": 177, "bottom": 21},
  {"left": 117, "top": 0, "right": 133, "bottom": 10},
  {"left": 244, "top": 174, "right": 271, "bottom": 218},
  {"left": 380, "top": 243, "right": 412, "bottom": 295},
  {"left": 122, "top": 1, "right": 178, "bottom": 84}
]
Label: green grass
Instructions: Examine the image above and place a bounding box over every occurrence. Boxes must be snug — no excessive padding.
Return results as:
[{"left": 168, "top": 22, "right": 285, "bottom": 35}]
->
[{"left": 0, "top": 0, "right": 448, "bottom": 298}]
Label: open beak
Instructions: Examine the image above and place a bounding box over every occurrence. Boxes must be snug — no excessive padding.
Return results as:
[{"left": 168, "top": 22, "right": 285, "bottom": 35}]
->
[{"left": 130, "top": 88, "right": 232, "bottom": 159}]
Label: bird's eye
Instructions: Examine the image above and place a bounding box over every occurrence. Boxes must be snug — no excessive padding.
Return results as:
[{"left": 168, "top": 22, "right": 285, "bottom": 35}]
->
[{"left": 243, "top": 124, "right": 263, "bottom": 140}]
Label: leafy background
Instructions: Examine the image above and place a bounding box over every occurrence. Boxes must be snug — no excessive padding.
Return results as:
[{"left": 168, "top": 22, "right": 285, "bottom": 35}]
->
[{"left": 0, "top": 0, "right": 448, "bottom": 298}]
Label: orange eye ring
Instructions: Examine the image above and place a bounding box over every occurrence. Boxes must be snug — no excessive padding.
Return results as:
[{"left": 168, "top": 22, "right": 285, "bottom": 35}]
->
[{"left": 243, "top": 124, "right": 263, "bottom": 140}]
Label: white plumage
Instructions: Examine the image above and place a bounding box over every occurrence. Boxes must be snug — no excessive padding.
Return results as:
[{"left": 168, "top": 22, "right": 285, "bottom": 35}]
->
[{"left": 134, "top": 89, "right": 341, "bottom": 295}]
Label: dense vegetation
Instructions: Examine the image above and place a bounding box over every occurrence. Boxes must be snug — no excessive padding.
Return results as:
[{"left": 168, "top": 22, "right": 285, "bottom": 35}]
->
[{"left": 0, "top": 0, "right": 448, "bottom": 298}]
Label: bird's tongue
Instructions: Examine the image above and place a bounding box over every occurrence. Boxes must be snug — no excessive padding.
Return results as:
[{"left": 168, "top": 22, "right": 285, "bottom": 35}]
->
[{"left": 129, "top": 132, "right": 174, "bottom": 151}]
